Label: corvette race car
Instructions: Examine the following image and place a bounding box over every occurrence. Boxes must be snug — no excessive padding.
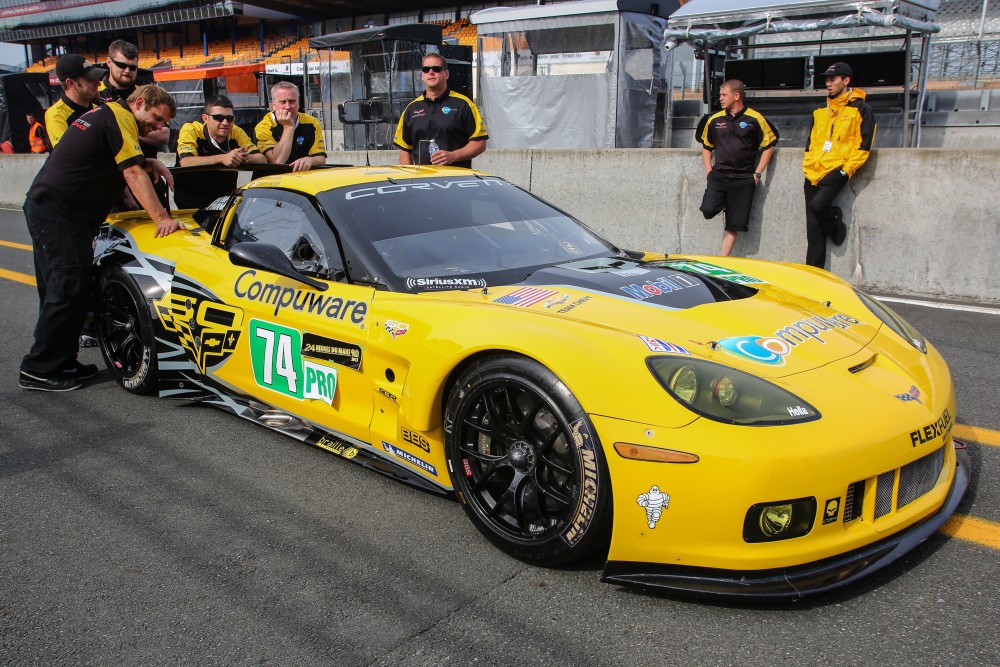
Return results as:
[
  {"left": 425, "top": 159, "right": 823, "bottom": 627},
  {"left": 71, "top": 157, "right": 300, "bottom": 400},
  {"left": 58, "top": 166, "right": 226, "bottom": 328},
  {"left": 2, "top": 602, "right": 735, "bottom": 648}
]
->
[{"left": 93, "top": 165, "right": 969, "bottom": 599}]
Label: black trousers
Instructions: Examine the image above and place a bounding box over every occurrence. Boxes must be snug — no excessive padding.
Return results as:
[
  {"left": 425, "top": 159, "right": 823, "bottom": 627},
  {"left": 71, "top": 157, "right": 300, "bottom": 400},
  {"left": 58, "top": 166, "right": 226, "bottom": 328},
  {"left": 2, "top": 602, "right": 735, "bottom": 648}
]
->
[
  {"left": 700, "top": 171, "right": 756, "bottom": 232},
  {"left": 803, "top": 170, "right": 848, "bottom": 268},
  {"left": 21, "top": 197, "right": 95, "bottom": 376}
]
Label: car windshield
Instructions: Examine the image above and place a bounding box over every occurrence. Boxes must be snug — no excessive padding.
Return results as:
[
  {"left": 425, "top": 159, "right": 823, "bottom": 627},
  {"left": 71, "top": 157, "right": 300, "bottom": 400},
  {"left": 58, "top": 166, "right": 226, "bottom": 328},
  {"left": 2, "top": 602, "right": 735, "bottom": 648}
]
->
[{"left": 317, "top": 175, "right": 617, "bottom": 291}]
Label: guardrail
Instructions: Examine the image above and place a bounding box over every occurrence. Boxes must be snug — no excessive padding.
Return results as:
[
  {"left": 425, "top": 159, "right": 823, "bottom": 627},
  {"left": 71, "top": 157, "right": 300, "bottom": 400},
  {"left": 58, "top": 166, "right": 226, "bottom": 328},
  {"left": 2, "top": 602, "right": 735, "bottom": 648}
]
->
[{"left": 1, "top": 148, "right": 994, "bottom": 304}]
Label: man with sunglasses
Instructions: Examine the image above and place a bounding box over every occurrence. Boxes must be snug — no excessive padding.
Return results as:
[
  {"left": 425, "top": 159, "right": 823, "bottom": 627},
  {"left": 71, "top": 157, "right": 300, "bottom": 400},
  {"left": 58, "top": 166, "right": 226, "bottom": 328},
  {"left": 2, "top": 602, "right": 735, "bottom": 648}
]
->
[
  {"left": 100, "top": 40, "right": 170, "bottom": 196},
  {"left": 255, "top": 81, "right": 326, "bottom": 172},
  {"left": 175, "top": 95, "right": 266, "bottom": 210},
  {"left": 44, "top": 54, "right": 104, "bottom": 147},
  {"left": 394, "top": 52, "right": 488, "bottom": 168}
]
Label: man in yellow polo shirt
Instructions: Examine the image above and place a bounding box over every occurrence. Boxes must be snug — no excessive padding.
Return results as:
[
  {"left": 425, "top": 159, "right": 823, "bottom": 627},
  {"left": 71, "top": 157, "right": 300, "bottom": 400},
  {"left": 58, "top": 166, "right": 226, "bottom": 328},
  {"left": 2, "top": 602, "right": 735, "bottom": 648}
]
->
[{"left": 44, "top": 53, "right": 103, "bottom": 146}]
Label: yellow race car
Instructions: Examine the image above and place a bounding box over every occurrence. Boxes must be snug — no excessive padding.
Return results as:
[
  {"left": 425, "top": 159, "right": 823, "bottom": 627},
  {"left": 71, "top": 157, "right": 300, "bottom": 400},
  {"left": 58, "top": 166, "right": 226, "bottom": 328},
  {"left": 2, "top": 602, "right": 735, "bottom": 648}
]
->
[{"left": 94, "top": 165, "right": 969, "bottom": 599}]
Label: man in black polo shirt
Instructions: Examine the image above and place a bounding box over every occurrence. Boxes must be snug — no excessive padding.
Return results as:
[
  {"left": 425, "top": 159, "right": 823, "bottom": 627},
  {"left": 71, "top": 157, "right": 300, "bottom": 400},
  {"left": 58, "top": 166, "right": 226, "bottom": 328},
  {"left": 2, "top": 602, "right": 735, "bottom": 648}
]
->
[
  {"left": 695, "top": 79, "right": 779, "bottom": 256},
  {"left": 395, "top": 52, "right": 488, "bottom": 168},
  {"left": 175, "top": 94, "right": 266, "bottom": 209},
  {"left": 19, "top": 84, "right": 180, "bottom": 392}
]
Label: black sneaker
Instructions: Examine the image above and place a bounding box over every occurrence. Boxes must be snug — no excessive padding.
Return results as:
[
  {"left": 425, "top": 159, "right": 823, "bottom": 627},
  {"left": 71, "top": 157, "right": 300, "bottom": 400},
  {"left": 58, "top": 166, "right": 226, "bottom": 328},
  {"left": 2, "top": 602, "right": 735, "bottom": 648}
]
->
[
  {"left": 79, "top": 334, "right": 98, "bottom": 348},
  {"left": 830, "top": 206, "right": 847, "bottom": 246},
  {"left": 62, "top": 361, "right": 99, "bottom": 380},
  {"left": 19, "top": 371, "right": 83, "bottom": 392}
]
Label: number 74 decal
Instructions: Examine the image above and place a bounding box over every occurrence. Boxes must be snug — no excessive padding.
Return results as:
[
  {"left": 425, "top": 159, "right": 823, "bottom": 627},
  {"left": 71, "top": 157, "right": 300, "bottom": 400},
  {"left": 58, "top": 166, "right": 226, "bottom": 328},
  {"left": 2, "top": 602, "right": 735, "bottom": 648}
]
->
[{"left": 249, "top": 319, "right": 338, "bottom": 404}]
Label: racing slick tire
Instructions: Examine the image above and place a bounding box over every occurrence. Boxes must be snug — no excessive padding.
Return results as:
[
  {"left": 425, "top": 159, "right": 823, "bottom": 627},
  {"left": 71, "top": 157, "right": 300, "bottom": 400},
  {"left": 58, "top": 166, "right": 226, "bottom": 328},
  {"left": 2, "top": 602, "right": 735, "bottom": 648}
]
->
[
  {"left": 444, "top": 354, "right": 612, "bottom": 567},
  {"left": 96, "top": 267, "right": 159, "bottom": 394}
]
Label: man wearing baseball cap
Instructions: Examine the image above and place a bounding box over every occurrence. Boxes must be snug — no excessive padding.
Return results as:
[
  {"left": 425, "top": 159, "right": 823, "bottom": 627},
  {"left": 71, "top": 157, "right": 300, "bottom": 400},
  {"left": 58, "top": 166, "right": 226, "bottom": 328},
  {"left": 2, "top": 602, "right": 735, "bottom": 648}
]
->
[
  {"left": 802, "top": 61, "right": 876, "bottom": 269},
  {"left": 44, "top": 53, "right": 105, "bottom": 147}
]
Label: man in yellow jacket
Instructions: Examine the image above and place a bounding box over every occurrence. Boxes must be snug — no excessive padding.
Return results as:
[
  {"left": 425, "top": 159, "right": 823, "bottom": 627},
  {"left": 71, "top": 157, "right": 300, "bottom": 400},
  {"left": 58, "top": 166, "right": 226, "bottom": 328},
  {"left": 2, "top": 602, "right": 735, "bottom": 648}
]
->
[{"left": 802, "top": 61, "right": 876, "bottom": 268}]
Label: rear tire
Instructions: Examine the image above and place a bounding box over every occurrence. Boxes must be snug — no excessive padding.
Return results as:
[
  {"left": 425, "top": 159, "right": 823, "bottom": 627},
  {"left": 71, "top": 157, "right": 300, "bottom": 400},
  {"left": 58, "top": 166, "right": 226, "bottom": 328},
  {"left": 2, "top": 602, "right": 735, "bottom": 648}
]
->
[
  {"left": 97, "top": 268, "right": 159, "bottom": 394},
  {"left": 444, "top": 354, "right": 612, "bottom": 566}
]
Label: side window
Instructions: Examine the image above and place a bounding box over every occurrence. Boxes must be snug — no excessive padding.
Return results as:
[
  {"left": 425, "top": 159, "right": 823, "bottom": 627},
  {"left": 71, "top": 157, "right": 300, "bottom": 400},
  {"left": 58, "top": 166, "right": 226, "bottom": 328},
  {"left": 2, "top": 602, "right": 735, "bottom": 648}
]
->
[{"left": 225, "top": 189, "right": 346, "bottom": 282}]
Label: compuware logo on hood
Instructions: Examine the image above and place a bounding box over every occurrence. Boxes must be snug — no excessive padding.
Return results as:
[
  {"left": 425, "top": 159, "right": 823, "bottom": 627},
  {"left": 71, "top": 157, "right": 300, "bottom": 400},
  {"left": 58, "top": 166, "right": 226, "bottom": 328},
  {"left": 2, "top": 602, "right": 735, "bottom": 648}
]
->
[{"left": 719, "top": 313, "right": 862, "bottom": 366}]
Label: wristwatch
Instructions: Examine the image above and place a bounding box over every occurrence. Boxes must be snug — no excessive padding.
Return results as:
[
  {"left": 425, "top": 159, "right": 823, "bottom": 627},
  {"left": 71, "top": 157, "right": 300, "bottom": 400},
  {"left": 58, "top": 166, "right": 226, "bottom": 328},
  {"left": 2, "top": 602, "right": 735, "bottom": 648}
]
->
[{"left": 753, "top": 172, "right": 761, "bottom": 178}]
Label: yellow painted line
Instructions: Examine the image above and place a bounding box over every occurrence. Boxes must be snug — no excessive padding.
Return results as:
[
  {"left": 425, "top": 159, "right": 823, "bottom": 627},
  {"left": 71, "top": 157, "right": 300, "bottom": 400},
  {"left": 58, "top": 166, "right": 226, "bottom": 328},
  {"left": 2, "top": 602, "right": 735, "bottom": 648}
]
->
[
  {"left": 0, "top": 267, "right": 35, "bottom": 286},
  {"left": 954, "top": 424, "right": 1000, "bottom": 448},
  {"left": 0, "top": 239, "right": 32, "bottom": 251},
  {"left": 940, "top": 514, "right": 1000, "bottom": 551}
]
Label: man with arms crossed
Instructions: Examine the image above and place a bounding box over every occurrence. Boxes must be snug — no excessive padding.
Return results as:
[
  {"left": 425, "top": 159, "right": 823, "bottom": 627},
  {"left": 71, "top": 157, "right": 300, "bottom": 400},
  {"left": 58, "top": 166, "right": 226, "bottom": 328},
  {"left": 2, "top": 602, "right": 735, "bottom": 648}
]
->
[{"left": 19, "top": 85, "right": 180, "bottom": 392}]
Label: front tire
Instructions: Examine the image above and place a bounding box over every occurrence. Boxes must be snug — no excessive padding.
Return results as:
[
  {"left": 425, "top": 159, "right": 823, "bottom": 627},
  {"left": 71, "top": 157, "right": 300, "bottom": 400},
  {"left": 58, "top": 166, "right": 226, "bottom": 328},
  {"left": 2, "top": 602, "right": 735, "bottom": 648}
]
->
[
  {"left": 444, "top": 355, "right": 612, "bottom": 566},
  {"left": 97, "top": 267, "right": 159, "bottom": 394}
]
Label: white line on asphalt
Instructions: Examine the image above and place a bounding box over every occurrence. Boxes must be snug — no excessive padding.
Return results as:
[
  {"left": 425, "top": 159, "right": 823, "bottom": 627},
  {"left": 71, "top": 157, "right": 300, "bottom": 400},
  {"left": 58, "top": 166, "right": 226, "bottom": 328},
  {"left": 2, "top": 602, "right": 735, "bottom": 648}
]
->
[{"left": 875, "top": 295, "right": 1000, "bottom": 316}]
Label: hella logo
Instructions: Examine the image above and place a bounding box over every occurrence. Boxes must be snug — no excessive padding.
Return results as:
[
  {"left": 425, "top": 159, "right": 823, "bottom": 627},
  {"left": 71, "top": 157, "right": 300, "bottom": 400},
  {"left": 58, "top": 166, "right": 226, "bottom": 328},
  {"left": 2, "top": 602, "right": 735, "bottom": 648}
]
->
[{"left": 787, "top": 405, "right": 809, "bottom": 417}]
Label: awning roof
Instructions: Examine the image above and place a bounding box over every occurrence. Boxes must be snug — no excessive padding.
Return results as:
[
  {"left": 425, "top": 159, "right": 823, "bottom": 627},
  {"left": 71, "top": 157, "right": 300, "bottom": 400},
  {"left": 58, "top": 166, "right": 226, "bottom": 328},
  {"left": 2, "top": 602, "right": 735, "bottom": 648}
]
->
[
  {"left": 669, "top": 0, "right": 938, "bottom": 25},
  {"left": 309, "top": 23, "right": 443, "bottom": 49},
  {"left": 471, "top": 0, "right": 675, "bottom": 24},
  {"left": 665, "top": 0, "right": 940, "bottom": 42}
]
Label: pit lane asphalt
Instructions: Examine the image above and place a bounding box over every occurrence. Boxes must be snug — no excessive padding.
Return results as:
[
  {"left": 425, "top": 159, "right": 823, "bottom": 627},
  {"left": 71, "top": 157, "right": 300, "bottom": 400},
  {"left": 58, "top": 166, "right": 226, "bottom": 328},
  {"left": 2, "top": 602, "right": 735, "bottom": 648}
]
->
[{"left": 1, "top": 208, "right": 998, "bottom": 667}]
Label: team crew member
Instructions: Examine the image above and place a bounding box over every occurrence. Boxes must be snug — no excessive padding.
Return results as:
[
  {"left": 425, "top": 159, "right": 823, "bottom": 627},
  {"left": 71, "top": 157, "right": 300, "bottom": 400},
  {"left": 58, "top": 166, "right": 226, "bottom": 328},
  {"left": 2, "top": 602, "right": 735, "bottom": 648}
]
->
[
  {"left": 695, "top": 79, "right": 778, "bottom": 257},
  {"left": 99, "top": 40, "right": 169, "bottom": 157},
  {"left": 395, "top": 52, "right": 488, "bottom": 168},
  {"left": 255, "top": 81, "right": 326, "bottom": 171},
  {"left": 803, "top": 61, "right": 876, "bottom": 269},
  {"left": 175, "top": 95, "right": 266, "bottom": 209},
  {"left": 44, "top": 53, "right": 103, "bottom": 147},
  {"left": 26, "top": 113, "right": 51, "bottom": 153},
  {"left": 19, "top": 84, "right": 180, "bottom": 393}
]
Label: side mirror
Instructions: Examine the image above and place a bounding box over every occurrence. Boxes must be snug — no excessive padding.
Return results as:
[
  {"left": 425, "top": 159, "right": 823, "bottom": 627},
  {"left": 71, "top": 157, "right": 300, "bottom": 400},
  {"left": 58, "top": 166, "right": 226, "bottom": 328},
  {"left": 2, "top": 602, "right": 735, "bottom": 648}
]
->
[{"left": 228, "top": 241, "right": 328, "bottom": 291}]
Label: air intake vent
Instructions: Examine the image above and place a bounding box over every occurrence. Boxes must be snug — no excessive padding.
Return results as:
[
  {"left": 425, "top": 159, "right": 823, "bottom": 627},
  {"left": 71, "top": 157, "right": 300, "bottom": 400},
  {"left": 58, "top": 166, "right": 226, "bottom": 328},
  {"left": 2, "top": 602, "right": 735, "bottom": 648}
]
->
[
  {"left": 898, "top": 446, "right": 945, "bottom": 508},
  {"left": 843, "top": 480, "right": 865, "bottom": 522},
  {"left": 874, "top": 470, "right": 895, "bottom": 519},
  {"left": 848, "top": 354, "right": 877, "bottom": 374}
]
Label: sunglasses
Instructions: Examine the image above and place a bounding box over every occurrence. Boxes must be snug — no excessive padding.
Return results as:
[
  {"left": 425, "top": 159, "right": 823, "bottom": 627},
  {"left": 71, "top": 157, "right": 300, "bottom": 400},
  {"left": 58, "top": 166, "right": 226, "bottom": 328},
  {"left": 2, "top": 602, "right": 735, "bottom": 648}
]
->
[
  {"left": 209, "top": 113, "right": 235, "bottom": 123},
  {"left": 110, "top": 58, "right": 138, "bottom": 71},
  {"left": 421, "top": 65, "right": 445, "bottom": 73}
]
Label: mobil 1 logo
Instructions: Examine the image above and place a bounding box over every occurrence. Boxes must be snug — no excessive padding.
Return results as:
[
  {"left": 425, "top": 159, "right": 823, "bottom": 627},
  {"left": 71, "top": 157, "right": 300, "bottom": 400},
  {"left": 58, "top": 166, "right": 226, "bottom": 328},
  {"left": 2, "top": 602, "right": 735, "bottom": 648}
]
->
[{"left": 249, "top": 319, "right": 338, "bottom": 404}]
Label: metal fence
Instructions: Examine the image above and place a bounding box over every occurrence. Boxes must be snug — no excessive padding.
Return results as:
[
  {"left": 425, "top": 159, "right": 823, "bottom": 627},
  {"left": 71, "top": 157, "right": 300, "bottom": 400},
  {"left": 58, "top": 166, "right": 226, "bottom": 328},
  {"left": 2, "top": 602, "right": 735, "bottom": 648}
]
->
[{"left": 930, "top": 0, "right": 1000, "bottom": 85}]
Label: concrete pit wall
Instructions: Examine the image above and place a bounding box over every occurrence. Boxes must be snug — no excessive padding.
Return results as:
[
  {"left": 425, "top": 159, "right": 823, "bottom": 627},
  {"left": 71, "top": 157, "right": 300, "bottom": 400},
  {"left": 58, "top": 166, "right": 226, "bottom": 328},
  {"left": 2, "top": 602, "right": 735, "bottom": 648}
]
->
[{"left": 1, "top": 149, "right": 995, "bottom": 305}]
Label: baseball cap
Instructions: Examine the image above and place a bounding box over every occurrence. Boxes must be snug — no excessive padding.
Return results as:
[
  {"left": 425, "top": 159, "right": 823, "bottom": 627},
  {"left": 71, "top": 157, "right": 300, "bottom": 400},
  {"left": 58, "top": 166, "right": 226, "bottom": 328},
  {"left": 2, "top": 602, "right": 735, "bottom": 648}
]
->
[
  {"left": 822, "top": 61, "right": 853, "bottom": 78},
  {"left": 55, "top": 53, "right": 106, "bottom": 82}
]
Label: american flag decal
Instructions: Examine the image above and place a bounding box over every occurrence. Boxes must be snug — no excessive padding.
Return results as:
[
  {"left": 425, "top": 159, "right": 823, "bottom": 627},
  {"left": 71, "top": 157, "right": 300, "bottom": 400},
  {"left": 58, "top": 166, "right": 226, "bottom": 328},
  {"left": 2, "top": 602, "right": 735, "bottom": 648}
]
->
[{"left": 493, "top": 287, "right": 558, "bottom": 308}]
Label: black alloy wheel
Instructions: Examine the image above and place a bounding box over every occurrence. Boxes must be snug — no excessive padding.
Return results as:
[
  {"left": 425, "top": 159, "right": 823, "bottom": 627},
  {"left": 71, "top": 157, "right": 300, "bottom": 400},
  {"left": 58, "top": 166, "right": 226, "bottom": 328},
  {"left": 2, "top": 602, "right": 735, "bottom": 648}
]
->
[
  {"left": 445, "top": 354, "right": 612, "bottom": 566},
  {"left": 97, "top": 268, "right": 159, "bottom": 394}
]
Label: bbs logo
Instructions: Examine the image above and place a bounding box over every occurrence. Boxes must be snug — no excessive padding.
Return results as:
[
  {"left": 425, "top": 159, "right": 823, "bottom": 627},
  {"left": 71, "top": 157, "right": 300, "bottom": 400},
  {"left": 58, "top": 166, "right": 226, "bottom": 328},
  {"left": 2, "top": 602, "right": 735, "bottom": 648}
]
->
[{"left": 401, "top": 427, "right": 431, "bottom": 452}]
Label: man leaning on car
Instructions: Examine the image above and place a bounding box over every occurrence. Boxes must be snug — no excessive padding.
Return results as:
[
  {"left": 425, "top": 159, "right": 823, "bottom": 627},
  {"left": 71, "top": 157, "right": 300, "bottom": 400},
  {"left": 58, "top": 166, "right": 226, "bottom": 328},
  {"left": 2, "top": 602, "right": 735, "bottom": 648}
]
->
[{"left": 19, "top": 84, "right": 181, "bottom": 393}]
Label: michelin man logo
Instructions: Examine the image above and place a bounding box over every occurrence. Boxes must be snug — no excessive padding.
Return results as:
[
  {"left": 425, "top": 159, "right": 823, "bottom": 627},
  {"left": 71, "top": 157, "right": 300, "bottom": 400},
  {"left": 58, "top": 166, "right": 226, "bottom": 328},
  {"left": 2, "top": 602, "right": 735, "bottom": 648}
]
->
[{"left": 637, "top": 485, "right": 670, "bottom": 529}]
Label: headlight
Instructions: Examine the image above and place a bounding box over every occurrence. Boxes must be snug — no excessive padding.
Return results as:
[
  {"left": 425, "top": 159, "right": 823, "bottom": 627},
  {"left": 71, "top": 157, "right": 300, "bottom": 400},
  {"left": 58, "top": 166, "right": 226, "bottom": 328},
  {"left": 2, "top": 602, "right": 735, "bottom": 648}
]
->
[
  {"left": 744, "top": 497, "right": 816, "bottom": 542},
  {"left": 855, "top": 290, "right": 926, "bottom": 353},
  {"left": 647, "top": 357, "right": 820, "bottom": 426}
]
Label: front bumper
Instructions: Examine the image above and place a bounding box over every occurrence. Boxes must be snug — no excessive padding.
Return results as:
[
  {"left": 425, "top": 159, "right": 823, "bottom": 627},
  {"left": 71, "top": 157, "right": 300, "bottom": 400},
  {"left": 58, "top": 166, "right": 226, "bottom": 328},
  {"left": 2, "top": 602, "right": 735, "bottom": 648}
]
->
[{"left": 601, "top": 444, "right": 971, "bottom": 600}]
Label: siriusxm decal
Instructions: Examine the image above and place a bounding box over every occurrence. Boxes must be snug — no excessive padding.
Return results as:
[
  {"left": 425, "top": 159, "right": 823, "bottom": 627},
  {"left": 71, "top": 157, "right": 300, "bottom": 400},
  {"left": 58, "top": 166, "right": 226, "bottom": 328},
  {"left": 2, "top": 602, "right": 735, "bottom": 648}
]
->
[
  {"left": 382, "top": 441, "right": 437, "bottom": 476},
  {"left": 718, "top": 313, "right": 861, "bottom": 366},
  {"left": 405, "top": 276, "right": 487, "bottom": 291}
]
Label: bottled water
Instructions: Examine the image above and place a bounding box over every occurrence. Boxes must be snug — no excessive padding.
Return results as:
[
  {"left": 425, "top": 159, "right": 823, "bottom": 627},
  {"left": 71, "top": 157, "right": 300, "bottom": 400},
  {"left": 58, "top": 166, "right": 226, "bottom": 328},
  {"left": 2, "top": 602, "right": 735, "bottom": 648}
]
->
[{"left": 428, "top": 139, "right": 440, "bottom": 158}]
